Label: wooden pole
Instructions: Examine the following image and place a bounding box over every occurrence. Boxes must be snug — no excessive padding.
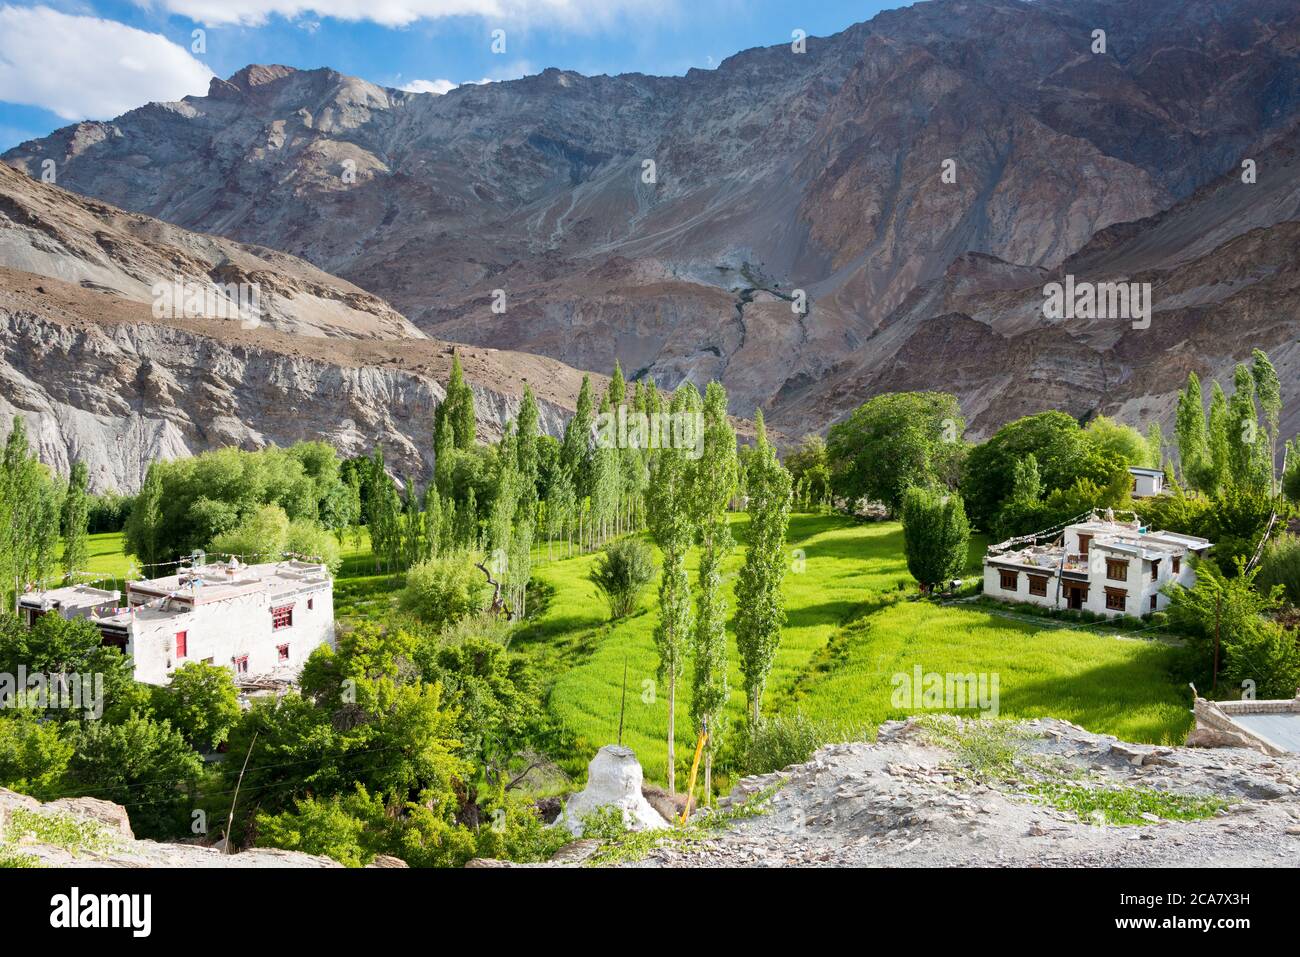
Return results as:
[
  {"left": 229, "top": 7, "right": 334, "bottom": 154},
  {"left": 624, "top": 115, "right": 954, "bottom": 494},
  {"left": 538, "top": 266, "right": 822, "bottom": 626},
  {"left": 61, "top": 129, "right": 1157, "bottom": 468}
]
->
[
  {"left": 224, "top": 729, "right": 258, "bottom": 854},
  {"left": 680, "top": 720, "right": 708, "bottom": 825},
  {"left": 1212, "top": 591, "right": 1222, "bottom": 694}
]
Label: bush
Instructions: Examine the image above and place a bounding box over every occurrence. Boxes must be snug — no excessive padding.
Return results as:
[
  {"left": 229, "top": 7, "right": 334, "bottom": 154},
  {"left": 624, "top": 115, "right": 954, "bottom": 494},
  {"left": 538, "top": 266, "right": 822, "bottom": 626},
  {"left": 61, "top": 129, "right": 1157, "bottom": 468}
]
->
[
  {"left": 730, "top": 712, "right": 863, "bottom": 777},
  {"left": 400, "top": 554, "right": 488, "bottom": 630},
  {"left": 1258, "top": 534, "right": 1300, "bottom": 607},
  {"left": 588, "top": 538, "right": 656, "bottom": 620},
  {"left": 155, "top": 662, "right": 241, "bottom": 751},
  {"left": 286, "top": 520, "right": 342, "bottom": 574}
]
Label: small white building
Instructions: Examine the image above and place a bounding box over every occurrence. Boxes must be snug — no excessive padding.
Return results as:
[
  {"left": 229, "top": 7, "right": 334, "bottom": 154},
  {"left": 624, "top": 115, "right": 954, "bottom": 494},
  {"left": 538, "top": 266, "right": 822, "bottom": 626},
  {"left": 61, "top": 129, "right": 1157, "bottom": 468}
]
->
[
  {"left": 24, "top": 559, "right": 336, "bottom": 686},
  {"left": 1128, "top": 466, "right": 1166, "bottom": 498},
  {"left": 18, "top": 584, "right": 121, "bottom": 628},
  {"left": 983, "top": 516, "right": 1211, "bottom": 618}
]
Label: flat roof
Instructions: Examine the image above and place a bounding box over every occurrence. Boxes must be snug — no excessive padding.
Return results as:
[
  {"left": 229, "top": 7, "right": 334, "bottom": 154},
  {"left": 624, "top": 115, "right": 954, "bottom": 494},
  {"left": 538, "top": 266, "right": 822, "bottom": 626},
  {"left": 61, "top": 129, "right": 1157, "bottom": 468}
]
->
[
  {"left": 19, "top": 584, "right": 121, "bottom": 609},
  {"left": 1128, "top": 467, "right": 1165, "bottom": 477},
  {"left": 1231, "top": 713, "right": 1300, "bottom": 753}
]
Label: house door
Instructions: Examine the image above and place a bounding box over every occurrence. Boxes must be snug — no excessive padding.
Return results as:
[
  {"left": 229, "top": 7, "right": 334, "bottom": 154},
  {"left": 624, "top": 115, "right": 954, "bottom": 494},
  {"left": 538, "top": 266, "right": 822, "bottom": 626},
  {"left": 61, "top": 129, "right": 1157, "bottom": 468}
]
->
[{"left": 1064, "top": 584, "right": 1087, "bottom": 610}]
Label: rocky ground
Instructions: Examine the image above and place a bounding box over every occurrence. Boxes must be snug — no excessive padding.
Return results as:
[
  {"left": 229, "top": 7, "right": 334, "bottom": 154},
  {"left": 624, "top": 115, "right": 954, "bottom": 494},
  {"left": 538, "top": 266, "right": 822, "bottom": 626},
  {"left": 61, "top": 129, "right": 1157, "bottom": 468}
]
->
[{"left": 623, "top": 718, "right": 1300, "bottom": 868}]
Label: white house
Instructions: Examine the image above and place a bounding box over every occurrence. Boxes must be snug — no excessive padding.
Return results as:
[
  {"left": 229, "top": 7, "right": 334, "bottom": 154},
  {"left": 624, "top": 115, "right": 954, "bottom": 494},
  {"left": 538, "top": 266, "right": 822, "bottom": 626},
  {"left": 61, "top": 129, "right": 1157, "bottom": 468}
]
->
[
  {"left": 1128, "top": 466, "right": 1166, "bottom": 498},
  {"left": 983, "top": 516, "right": 1211, "bottom": 618},
  {"left": 22, "top": 559, "right": 335, "bottom": 686}
]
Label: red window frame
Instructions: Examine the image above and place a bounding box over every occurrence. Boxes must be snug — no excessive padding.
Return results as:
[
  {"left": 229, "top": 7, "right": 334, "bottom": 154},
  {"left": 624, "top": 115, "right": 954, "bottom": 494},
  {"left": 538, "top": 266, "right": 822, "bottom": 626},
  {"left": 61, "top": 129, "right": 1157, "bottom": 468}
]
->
[
  {"left": 307, "top": 597, "right": 314, "bottom": 611},
  {"left": 271, "top": 604, "right": 293, "bottom": 630},
  {"left": 175, "top": 631, "right": 188, "bottom": 659},
  {"left": 233, "top": 655, "right": 249, "bottom": 675},
  {"left": 278, "top": 643, "right": 290, "bottom": 662}
]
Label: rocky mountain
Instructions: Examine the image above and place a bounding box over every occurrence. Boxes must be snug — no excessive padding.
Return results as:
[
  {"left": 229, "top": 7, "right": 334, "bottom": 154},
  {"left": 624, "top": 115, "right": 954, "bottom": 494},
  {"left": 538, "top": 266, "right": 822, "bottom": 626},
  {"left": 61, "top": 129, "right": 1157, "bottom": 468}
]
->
[
  {"left": 5, "top": 0, "right": 1298, "bottom": 439},
  {"left": 0, "top": 167, "right": 596, "bottom": 492}
]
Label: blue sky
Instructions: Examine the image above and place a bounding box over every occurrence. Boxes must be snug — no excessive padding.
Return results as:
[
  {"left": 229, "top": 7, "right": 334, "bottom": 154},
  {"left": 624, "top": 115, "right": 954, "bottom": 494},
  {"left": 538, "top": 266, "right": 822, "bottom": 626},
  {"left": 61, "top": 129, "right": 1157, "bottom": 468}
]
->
[{"left": 0, "top": 0, "right": 912, "bottom": 150}]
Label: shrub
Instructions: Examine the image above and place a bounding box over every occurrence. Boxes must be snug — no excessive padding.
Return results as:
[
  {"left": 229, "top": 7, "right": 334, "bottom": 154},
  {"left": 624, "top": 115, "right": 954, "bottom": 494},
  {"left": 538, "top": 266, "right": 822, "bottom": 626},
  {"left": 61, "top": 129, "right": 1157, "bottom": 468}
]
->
[
  {"left": 286, "top": 520, "right": 342, "bottom": 574},
  {"left": 155, "top": 662, "right": 241, "bottom": 751},
  {"left": 1257, "top": 534, "right": 1300, "bottom": 607},
  {"left": 588, "top": 538, "right": 656, "bottom": 620},
  {"left": 731, "top": 712, "right": 862, "bottom": 777},
  {"left": 400, "top": 554, "right": 488, "bottom": 630}
]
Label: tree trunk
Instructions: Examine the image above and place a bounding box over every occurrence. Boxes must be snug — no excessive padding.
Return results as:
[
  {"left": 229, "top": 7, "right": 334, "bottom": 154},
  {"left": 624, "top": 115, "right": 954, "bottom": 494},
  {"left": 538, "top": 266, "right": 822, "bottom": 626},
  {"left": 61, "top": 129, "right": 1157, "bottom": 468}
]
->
[
  {"left": 704, "top": 752, "right": 712, "bottom": 806},
  {"left": 667, "top": 675, "right": 676, "bottom": 794}
]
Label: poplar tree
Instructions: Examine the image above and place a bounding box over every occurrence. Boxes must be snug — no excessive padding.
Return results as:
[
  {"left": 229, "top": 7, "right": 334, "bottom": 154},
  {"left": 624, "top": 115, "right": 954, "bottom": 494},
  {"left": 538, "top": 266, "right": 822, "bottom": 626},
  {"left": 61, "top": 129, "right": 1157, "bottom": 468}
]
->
[
  {"left": 435, "top": 351, "right": 477, "bottom": 452},
  {"left": 734, "top": 410, "right": 792, "bottom": 724},
  {"left": 61, "top": 460, "right": 91, "bottom": 577},
  {"left": 562, "top": 376, "right": 595, "bottom": 546},
  {"left": 646, "top": 385, "right": 700, "bottom": 792},
  {"left": 516, "top": 385, "right": 540, "bottom": 495},
  {"left": 1206, "top": 382, "right": 1232, "bottom": 496},
  {"left": 1174, "top": 371, "right": 1207, "bottom": 487},
  {"left": 1227, "top": 364, "right": 1261, "bottom": 488},
  {"left": 1252, "top": 349, "right": 1282, "bottom": 492},
  {"left": 688, "top": 381, "right": 737, "bottom": 800}
]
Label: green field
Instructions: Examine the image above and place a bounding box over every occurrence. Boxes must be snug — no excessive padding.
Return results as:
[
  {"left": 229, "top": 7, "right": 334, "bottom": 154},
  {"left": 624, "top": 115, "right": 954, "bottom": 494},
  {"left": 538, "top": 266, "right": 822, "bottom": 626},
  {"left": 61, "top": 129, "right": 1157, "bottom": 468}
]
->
[{"left": 73, "top": 513, "right": 1192, "bottom": 786}]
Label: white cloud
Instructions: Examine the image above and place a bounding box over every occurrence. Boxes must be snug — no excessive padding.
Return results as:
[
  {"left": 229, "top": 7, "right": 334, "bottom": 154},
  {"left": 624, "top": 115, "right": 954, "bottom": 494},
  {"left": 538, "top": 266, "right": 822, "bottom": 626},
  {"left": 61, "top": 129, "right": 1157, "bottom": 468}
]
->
[
  {"left": 400, "top": 79, "right": 457, "bottom": 95},
  {"left": 137, "top": 0, "right": 655, "bottom": 29},
  {"left": 0, "top": 6, "right": 214, "bottom": 121}
]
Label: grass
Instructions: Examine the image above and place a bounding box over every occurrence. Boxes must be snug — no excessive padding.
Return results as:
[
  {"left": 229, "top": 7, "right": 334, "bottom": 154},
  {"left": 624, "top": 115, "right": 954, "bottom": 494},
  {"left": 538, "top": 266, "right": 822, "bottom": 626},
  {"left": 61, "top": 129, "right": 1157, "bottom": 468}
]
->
[
  {"left": 790, "top": 601, "right": 1191, "bottom": 744},
  {"left": 1026, "top": 780, "right": 1227, "bottom": 826}
]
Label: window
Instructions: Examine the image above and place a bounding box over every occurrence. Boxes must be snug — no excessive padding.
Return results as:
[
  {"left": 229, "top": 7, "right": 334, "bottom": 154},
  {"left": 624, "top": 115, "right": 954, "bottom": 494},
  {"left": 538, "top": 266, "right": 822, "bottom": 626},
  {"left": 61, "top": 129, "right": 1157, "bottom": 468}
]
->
[
  {"left": 1028, "top": 575, "right": 1048, "bottom": 597},
  {"left": 278, "top": 644, "right": 290, "bottom": 662},
  {"left": 233, "top": 656, "right": 249, "bottom": 675},
  {"left": 271, "top": 605, "right": 293, "bottom": 630},
  {"left": 1150, "top": 559, "right": 1160, "bottom": 582},
  {"left": 175, "top": 631, "right": 187, "bottom": 659},
  {"left": 1105, "top": 589, "right": 1127, "bottom": 612},
  {"left": 307, "top": 597, "right": 314, "bottom": 611},
  {"left": 1106, "top": 559, "right": 1128, "bottom": 582},
  {"left": 1150, "top": 594, "right": 1158, "bottom": 612},
  {"left": 1078, "top": 534, "right": 1092, "bottom": 556},
  {"left": 999, "top": 570, "right": 1018, "bottom": 591},
  {"left": 1172, "top": 556, "right": 1181, "bottom": 574}
]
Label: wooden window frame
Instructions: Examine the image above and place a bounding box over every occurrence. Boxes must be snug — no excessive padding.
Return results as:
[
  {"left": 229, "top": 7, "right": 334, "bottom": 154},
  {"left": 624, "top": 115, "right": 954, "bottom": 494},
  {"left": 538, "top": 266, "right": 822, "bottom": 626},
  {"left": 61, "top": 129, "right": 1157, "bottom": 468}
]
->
[
  {"left": 1106, "top": 559, "right": 1129, "bottom": 582},
  {"left": 1028, "top": 575, "right": 1048, "bottom": 597},
  {"left": 999, "top": 570, "right": 1018, "bottom": 591},
  {"left": 271, "top": 604, "right": 294, "bottom": 630},
  {"left": 1104, "top": 588, "right": 1127, "bottom": 612}
]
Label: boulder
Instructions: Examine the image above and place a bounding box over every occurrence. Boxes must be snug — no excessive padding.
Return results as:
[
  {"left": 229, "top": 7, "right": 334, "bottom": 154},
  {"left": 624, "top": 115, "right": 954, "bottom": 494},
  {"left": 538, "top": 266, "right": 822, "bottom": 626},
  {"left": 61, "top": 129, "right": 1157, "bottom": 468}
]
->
[{"left": 557, "top": 745, "right": 671, "bottom": 836}]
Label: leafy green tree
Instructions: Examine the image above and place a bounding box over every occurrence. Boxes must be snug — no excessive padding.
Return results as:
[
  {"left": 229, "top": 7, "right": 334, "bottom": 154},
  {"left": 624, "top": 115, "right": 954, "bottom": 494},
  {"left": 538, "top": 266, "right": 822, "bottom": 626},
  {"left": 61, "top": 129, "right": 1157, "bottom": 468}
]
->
[
  {"left": 961, "top": 411, "right": 1122, "bottom": 532},
  {"left": 734, "top": 410, "right": 793, "bottom": 724},
  {"left": 155, "top": 661, "right": 241, "bottom": 751},
  {"left": 400, "top": 554, "right": 488, "bottom": 630},
  {"left": 0, "top": 612, "right": 135, "bottom": 721},
  {"left": 1206, "top": 381, "right": 1232, "bottom": 495},
  {"left": 208, "top": 503, "right": 291, "bottom": 562},
  {"left": 1284, "top": 440, "right": 1300, "bottom": 503},
  {"left": 588, "top": 538, "right": 656, "bottom": 619},
  {"left": 901, "top": 487, "right": 971, "bottom": 593},
  {"left": 1164, "top": 559, "right": 1298, "bottom": 699},
  {"left": 1252, "top": 350, "right": 1282, "bottom": 492},
  {"left": 68, "top": 713, "right": 203, "bottom": 838},
  {"left": 688, "top": 381, "right": 737, "bottom": 797},
  {"left": 434, "top": 351, "right": 477, "bottom": 452},
  {"left": 516, "top": 385, "right": 541, "bottom": 495},
  {"left": 1084, "top": 416, "right": 1153, "bottom": 467},
  {"left": 645, "top": 385, "right": 700, "bottom": 791},
  {"left": 60, "top": 460, "right": 91, "bottom": 577},
  {"left": 1257, "top": 534, "right": 1300, "bottom": 607},
  {"left": 1227, "top": 363, "right": 1267, "bottom": 491},
  {"left": 1175, "top": 371, "right": 1208, "bottom": 487},
  {"left": 0, "top": 417, "right": 63, "bottom": 602},
  {"left": 993, "top": 453, "right": 1048, "bottom": 539},
  {"left": 0, "top": 707, "right": 74, "bottom": 797},
  {"left": 826, "top": 392, "right": 965, "bottom": 513},
  {"left": 561, "top": 376, "right": 595, "bottom": 509}
]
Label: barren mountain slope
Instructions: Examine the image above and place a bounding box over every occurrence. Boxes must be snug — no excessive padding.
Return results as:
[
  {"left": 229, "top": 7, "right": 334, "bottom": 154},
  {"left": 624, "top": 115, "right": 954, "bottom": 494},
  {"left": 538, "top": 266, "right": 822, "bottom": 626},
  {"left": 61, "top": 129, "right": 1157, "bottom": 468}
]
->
[
  {"left": 6, "top": 0, "right": 1298, "bottom": 429},
  {"left": 0, "top": 267, "right": 592, "bottom": 492}
]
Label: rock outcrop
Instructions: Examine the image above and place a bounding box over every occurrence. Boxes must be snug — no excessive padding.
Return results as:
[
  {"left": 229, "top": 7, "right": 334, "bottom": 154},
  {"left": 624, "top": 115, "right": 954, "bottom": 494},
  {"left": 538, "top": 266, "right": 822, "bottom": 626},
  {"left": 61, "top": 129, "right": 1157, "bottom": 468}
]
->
[
  {"left": 0, "top": 787, "right": 346, "bottom": 868},
  {"left": 615, "top": 719, "right": 1300, "bottom": 867}
]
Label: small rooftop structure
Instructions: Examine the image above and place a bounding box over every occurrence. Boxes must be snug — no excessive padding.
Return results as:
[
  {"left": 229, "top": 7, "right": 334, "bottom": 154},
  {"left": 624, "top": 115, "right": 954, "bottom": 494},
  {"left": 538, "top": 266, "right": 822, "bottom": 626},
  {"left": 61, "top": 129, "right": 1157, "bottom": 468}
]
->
[
  {"left": 1192, "top": 693, "right": 1300, "bottom": 755},
  {"left": 18, "top": 584, "right": 121, "bottom": 627},
  {"left": 1128, "top": 466, "right": 1165, "bottom": 498}
]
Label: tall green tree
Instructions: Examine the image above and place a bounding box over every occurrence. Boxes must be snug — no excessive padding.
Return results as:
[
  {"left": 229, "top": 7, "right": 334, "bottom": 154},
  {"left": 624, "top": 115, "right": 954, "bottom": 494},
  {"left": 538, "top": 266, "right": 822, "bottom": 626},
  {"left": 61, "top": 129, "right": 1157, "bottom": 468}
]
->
[
  {"left": 645, "top": 385, "right": 700, "bottom": 792},
  {"left": 60, "top": 460, "right": 91, "bottom": 577},
  {"left": 1251, "top": 349, "right": 1282, "bottom": 493},
  {"left": 687, "top": 381, "right": 737, "bottom": 800},
  {"left": 516, "top": 385, "right": 540, "bottom": 495},
  {"left": 901, "top": 487, "right": 971, "bottom": 593},
  {"left": 1174, "top": 371, "right": 1208, "bottom": 487},
  {"left": 734, "top": 410, "right": 793, "bottom": 724},
  {"left": 825, "top": 391, "right": 965, "bottom": 513},
  {"left": 1206, "top": 381, "right": 1232, "bottom": 495},
  {"left": 434, "top": 351, "right": 477, "bottom": 452},
  {"left": 0, "top": 417, "right": 62, "bottom": 603},
  {"left": 561, "top": 376, "right": 595, "bottom": 508}
]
